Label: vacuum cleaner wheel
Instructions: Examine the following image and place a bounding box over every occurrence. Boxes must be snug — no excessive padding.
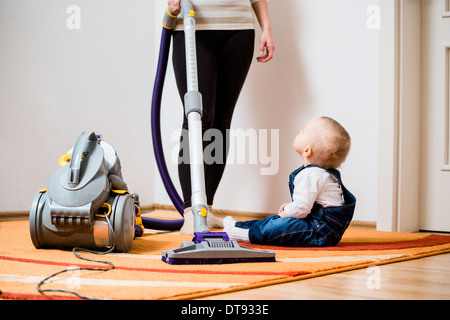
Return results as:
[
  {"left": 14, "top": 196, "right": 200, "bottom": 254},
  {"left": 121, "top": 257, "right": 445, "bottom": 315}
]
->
[
  {"left": 29, "top": 191, "right": 47, "bottom": 249},
  {"left": 111, "top": 194, "right": 135, "bottom": 252}
]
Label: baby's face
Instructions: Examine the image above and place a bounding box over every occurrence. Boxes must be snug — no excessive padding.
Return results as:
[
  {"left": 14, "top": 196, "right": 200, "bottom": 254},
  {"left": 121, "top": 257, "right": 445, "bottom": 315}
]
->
[{"left": 293, "top": 117, "right": 325, "bottom": 155}]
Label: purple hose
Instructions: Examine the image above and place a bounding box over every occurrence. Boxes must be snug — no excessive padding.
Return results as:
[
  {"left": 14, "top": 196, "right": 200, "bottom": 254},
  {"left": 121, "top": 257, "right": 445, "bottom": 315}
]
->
[{"left": 143, "top": 26, "right": 184, "bottom": 231}]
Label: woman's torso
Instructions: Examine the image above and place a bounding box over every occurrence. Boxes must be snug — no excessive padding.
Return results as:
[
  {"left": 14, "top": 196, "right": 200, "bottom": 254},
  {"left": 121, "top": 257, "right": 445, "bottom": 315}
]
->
[{"left": 174, "top": 0, "right": 257, "bottom": 31}]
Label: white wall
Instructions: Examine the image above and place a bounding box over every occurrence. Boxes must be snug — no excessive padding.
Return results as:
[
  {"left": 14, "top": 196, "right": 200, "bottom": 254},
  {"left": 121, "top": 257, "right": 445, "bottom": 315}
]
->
[
  {"left": 0, "top": 0, "right": 379, "bottom": 222},
  {"left": 0, "top": 0, "right": 156, "bottom": 211}
]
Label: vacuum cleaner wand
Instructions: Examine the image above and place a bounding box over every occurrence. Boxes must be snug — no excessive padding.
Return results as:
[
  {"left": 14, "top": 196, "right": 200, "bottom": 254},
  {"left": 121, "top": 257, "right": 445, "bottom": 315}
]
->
[
  {"left": 181, "top": 1, "right": 209, "bottom": 233},
  {"left": 161, "top": 1, "right": 275, "bottom": 264}
]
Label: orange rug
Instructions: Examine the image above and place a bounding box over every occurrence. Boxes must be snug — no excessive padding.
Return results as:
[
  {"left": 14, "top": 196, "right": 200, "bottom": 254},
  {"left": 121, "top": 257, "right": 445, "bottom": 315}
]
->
[{"left": 1, "top": 219, "right": 450, "bottom": 300}]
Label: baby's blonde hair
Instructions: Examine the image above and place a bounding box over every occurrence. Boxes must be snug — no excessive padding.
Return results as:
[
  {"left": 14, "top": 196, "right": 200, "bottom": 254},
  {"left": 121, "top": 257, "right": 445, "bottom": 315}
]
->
[{"left": 312, "top": 117, "right": 351, "bottom": 169}]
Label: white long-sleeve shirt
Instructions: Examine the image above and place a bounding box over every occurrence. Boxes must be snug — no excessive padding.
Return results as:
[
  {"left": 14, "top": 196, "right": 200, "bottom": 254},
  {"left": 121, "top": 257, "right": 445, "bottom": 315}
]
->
[
  {"left": 174, "top": 0, "right": 263, "bottom": 31},
  {"left": 283, "top": 166, "right": 344, "bottom": 219}
]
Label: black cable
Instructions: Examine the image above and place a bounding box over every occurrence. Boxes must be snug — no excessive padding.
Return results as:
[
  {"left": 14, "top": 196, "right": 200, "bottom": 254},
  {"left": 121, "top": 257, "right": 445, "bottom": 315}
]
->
[{"left": 37, "top": 213, "right": 116, "bottom": 300}]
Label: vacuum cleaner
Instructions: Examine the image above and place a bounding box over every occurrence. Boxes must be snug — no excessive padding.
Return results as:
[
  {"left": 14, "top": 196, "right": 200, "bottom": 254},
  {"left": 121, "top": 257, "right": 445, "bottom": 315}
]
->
[
  {"left": 155, "top": 1, "right": 276, "bottom": 265},
  {"left": 29, "top": 132, "right": 137, "bottom": 253},
  {"left": 28, "top": 0, "right": 275, "bottom": 265}
]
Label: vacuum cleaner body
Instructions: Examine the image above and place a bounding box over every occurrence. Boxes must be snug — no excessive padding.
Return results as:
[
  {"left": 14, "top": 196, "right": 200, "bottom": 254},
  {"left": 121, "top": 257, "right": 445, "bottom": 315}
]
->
[{"left": 29, "top": 132, "right": 136, "bottom": 253}]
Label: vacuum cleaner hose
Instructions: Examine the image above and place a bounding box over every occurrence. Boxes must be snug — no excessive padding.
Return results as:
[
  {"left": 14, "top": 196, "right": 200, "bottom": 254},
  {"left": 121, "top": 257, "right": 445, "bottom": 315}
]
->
[{"left": 142, "top": 16, "right": 184, "bottom": 231}]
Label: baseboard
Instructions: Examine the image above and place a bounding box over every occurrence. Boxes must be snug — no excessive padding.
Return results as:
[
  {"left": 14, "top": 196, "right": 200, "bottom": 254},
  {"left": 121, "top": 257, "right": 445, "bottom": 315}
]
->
[
  {"left": 0, "top": 211, "right": 29, "bottom": 221},
  {"left": 0, "top": 204, "right": 377, "bottom": 230},
  {"left": 146, "top": 203, "right": 377, "bottom": 230}
]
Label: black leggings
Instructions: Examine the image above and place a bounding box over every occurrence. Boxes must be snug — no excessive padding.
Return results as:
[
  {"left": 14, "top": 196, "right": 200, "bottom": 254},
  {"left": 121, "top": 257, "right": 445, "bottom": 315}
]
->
[{"left": 172, "top": 29, "right": 255, "bottom": 208}]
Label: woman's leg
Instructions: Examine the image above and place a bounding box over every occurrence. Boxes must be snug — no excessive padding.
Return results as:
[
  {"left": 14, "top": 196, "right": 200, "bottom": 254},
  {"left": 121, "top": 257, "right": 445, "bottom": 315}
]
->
[
  {"left": 172, "top": 30, "right": 255, "bottom": 208},
  {"left": 204, "top": 30, "right": 255, "bottom": 205},
  {"left": 173, "top": 31, "right": 218, "bottom": 208}
]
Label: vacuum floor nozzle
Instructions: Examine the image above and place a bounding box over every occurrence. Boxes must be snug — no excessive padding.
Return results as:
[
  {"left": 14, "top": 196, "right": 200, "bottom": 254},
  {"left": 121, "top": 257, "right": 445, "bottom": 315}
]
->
[{"left": 161, "top": 232, "right": 276, "bottom": 265}]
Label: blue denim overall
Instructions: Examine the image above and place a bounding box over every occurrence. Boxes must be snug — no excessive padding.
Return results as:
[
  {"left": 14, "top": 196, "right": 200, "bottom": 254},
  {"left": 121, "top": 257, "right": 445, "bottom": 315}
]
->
[{"left": 235, "top": 165, "right": 356, "bottom": 247}]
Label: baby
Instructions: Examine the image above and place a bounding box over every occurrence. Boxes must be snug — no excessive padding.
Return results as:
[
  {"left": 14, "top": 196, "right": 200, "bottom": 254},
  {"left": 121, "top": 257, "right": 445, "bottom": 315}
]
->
[{"left": 223, "top": 116, "right": 356, "bottom": 247}]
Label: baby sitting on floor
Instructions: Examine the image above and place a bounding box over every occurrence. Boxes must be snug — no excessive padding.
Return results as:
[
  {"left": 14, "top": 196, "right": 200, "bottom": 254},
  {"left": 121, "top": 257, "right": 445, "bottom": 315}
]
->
[{"left": 224, "top": 116, "right": 356, "bottom": 247}]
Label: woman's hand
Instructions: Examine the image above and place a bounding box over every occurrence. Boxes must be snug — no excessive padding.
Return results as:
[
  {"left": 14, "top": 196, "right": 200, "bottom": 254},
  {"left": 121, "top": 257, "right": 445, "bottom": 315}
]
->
[
  {"left": 168, "top": 0, "right": 181, "bottom": 15},
  {"left": 252, "top": 0, "right": 275, "bottom": 63},
  {"left": 257, "top": 29, "right": 275, "bottom": 63}
]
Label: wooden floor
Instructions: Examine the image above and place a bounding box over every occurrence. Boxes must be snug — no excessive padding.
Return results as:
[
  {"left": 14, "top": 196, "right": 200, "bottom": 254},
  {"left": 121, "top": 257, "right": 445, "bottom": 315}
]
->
[
  {"left": 194, "top": 209, "right": 450, "bottom": 300},
  {"left": 4, "top": 209, "right": 450, "bottom": 300},
  {"left": 197, "top": 253, "right": 450, "bottom": 300}
]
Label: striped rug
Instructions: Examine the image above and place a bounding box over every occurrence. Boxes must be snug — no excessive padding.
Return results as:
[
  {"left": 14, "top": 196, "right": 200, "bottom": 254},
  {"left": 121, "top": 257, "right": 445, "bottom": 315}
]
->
[{"left": 1, "top": 219, "right": 450, "bottom": 300}]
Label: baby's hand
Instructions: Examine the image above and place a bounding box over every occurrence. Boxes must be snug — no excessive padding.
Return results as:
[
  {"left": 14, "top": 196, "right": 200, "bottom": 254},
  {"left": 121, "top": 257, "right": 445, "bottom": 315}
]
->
[
  {"left": 278, "top": 211, "right": 288, "bottom": 218},
  {"left": 278, "top": 203, "right": 288, "bottom": 213}
]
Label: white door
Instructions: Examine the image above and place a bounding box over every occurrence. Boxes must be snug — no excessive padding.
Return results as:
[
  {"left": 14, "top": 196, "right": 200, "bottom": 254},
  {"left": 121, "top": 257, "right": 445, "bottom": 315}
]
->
[{"left": 420, "top": 0, "right": 450, "bottom": 232}]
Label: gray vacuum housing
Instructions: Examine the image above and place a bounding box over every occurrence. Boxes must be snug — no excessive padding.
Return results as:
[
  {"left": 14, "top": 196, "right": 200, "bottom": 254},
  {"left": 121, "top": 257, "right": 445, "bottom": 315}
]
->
[{"left": 29, "top": 132, "right": 136, "bottom": 252}]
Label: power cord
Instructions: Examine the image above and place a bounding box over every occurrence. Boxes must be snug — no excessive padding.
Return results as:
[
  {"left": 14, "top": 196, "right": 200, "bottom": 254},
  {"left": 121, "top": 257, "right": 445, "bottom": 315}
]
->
[{"left": 37, "top": 212, "right": 116, "bottom": 300}]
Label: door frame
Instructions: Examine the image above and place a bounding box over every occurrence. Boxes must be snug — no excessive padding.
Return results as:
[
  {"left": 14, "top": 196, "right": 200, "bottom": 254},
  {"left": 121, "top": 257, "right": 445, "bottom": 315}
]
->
[{"left": 377, "top": 0, "right": 422, "bottom": 232}]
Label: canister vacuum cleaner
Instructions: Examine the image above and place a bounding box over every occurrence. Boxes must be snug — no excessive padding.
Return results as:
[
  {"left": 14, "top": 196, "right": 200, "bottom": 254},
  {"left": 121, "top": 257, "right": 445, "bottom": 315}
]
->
[{"left": 29, "top": 131, "right": 137, "bottom": 253}]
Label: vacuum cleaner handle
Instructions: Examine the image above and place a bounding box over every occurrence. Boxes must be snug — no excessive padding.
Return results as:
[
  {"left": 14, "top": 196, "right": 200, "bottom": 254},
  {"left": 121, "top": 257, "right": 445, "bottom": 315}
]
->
[
  {"left": 180, "top": 0, "right": 198, "bottom": 93},
  {"left": 163, "top": 7, "right": 178, "bottom": 30},
  {"left": 163, "top": 0, "right": 194, "bottom": 29},
  {"left": 180, "top": 0, "right": 194, "bottom": 18},
  {"left": 68, "top": 132, "right": 98, "bottom": 187}
]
